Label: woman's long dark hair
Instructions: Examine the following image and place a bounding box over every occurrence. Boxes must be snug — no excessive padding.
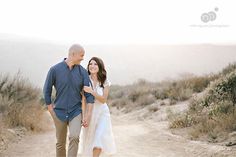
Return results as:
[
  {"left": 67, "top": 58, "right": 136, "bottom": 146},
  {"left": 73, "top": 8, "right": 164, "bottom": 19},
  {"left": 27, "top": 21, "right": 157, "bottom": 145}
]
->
[{"left": 87, "top": 57, "right": 107, "bottom": 88}]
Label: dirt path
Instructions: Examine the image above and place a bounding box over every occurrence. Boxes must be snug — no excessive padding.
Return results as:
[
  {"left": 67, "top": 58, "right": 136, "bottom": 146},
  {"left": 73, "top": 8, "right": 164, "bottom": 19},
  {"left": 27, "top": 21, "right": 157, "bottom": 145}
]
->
[
  {"left": 1, "top": 107, "right": 236, "bottom": 157},
  {"left": 110, "top": 116, "right": 235, "bottom": 157}
]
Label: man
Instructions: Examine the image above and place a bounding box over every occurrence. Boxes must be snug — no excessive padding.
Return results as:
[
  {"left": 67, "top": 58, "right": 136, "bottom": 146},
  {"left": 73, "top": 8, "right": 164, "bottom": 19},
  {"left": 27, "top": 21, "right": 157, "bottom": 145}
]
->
[{"left": 43, "top": 44, "right": 94, "bottom": 157}]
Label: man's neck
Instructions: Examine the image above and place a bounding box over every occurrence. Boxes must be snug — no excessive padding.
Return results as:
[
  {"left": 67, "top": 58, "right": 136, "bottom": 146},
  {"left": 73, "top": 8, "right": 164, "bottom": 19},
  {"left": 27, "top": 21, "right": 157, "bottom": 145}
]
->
[{"left": 65, "top": 58, "right": 75, "bottom": 70}]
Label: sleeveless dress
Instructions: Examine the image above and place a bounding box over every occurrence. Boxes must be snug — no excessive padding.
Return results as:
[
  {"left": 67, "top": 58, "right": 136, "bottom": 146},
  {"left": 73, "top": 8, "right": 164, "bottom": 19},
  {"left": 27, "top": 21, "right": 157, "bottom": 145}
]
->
[{"left": 78, "top": 79, "right": 116, "bottom": 157}]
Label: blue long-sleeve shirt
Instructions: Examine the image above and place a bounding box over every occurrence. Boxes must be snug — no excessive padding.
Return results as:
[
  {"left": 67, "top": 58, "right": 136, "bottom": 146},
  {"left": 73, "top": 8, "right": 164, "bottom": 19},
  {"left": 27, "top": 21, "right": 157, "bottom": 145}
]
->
[{"left": 43, "top": 60, "right": 94, "bottom": 122}]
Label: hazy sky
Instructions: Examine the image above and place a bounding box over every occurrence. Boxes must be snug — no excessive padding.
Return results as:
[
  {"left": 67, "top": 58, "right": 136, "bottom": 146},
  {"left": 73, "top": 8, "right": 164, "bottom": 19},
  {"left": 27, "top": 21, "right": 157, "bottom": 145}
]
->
[
  {"left": 0, "top": 0, "right": 235, "bottom": 45},
  {"left": 1, "top": 41, "right": 236, "bottom": 87}
]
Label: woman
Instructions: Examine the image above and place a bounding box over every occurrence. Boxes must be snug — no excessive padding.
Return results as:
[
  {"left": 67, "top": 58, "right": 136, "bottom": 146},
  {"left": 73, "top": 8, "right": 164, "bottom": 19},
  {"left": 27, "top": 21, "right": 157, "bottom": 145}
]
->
[{"left": 79, "top": 57, "right": 116, "bottom": 157}]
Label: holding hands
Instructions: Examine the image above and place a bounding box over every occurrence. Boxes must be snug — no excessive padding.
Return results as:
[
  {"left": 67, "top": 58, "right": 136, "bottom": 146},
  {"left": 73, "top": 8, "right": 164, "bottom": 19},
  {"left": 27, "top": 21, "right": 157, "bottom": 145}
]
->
[{"left": 81, "top": 86, "right": 94, "bottom": 128}]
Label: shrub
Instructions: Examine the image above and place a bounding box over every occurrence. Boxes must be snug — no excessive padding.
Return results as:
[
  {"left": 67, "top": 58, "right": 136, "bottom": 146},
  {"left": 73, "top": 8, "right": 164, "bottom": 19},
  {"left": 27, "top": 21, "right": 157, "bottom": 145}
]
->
[
  {"left": 169, "top": 69, "right": 236, "bottom": 141},
  {"left": 0, "top": 72, "right": 44, "bottom": 131}
]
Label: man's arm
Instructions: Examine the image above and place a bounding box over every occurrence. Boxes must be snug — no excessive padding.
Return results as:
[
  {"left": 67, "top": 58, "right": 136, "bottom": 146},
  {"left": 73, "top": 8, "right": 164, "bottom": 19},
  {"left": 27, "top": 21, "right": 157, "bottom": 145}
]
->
[
  {"left": 43, "top": 67, "right": 55, "bottom": 112},
  {"left": 81, "top": 92, "right": 86, "bottom": 125}
]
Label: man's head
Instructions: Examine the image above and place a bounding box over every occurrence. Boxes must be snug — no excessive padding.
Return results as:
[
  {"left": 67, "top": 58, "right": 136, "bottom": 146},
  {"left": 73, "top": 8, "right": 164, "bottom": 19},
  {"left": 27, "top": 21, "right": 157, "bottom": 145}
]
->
[{"left": 68, "top": 44, "right": 85, "bottom": 65}]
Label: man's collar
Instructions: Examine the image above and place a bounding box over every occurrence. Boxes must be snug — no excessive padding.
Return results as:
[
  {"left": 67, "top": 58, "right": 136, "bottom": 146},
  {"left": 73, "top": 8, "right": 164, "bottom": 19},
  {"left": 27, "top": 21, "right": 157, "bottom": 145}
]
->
[{"left": 62, "top": 58, "right": 78, "bottom": 69}]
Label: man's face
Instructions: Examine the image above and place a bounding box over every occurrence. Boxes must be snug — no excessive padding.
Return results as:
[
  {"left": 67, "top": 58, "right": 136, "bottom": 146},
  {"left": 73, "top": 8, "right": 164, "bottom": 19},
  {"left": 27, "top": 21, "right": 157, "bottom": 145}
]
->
[{"left": 73, "top": 51, "right": 85, "bottom": 64}]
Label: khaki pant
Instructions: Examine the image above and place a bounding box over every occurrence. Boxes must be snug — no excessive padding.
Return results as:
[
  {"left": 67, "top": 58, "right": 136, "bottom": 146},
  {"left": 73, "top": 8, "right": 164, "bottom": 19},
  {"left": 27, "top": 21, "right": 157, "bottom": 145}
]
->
[{"left": 50, "top": 111, "right": 82, "bottom": 157}]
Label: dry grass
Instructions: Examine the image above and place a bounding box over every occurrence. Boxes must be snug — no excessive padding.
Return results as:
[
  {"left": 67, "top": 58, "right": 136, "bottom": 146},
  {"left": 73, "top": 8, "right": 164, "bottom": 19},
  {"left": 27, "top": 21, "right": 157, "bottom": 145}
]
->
[
  {"left": 221, "top": 62, "right": 236, "bottom": 76},
  {"left": 169, "top": 64, "right": 236, "bottom": 142},
  {"left": 109, "top": 74, "right": 215, "bottom": 113},
  {"left": 3, "top": 101, "right": 45, "bottom": 131},
  {"left": 109, "top": 79, "right": 157, "bottom": 112},
  {"left": 148, "top": 105, "right": 159, "bottom": 112},
  {"left": 109, "top": 63, "right": 236, "bottom": 143},
  {"left": 0, "top": 115, "right": 3, "bottom": 135},
  {"left": 189, "top": 114, "right": 236, "bottom": 142},
  {"left": 0, "top": 72, "right": 46, "bottom": 152},
  {"left": 167, "top": 106, "right": 197, "bottom": 129},
  {"left": 0, "top": 72, "right": 45, "bottom": 132}
]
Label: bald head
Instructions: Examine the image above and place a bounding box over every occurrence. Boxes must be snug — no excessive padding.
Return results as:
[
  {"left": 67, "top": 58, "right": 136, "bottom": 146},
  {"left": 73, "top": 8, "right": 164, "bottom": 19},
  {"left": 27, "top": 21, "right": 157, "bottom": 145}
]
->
[
  {"left": 67, "top": 44, "right": 85, "bottom": 65},
  {"left": 68, "top": 44, "right": 85, "bottom": 56}
]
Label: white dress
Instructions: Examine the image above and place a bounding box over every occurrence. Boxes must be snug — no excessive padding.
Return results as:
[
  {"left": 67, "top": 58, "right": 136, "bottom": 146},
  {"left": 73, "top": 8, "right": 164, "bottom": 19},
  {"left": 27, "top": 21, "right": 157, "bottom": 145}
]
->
[{"left": 79, "top": 79, "right": 116, "bottom": 157}]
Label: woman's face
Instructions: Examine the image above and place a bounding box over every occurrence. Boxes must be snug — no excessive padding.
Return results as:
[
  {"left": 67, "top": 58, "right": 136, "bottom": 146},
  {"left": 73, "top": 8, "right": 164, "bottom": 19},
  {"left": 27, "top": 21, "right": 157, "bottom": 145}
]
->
[{"left": 88, "top": 60, "right": 99, "bottom": 74}]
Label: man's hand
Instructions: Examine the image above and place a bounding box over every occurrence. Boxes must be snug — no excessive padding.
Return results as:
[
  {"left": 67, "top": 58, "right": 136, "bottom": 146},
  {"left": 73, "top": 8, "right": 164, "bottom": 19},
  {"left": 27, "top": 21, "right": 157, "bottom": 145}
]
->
[
  {"left": 82, "top": 114, "right": 91, "bottom": 128},
  {"left": 81, "top": 114, "right": 87, "bottom": 127},
  {"left": 82, "top": 119, "right": 88, "bottom": 128},
  {"left": 47, "top": 104, "right": 55, "bottom": 114},
  {"left": 82, "top": 103, "right": 93, "bottom": 127}
]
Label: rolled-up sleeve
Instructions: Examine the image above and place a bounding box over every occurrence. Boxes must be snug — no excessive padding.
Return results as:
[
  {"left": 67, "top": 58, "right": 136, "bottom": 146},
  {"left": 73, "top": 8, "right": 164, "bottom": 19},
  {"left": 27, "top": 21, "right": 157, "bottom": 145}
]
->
[
  {"left": 82, "top": 69, "right": 94, "bottom": 104},
  {"left": 43, "top": 67, "right": 55, "bottom": 105}
]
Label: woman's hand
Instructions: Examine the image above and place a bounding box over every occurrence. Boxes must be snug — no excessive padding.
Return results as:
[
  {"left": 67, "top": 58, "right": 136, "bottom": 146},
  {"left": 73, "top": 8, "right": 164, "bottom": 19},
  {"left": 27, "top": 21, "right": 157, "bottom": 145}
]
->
[
  {"left": 82, "top": 114, "right": 91, "bottom": 128},
  {"left": 81, "top": 117, "right": 88, "bottom": 128},
  {"left": 83, "top": 86, "right": 93, "bottom": 94}
]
